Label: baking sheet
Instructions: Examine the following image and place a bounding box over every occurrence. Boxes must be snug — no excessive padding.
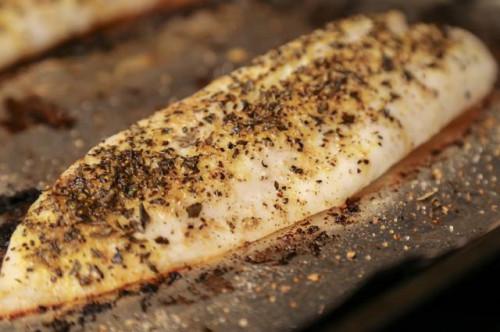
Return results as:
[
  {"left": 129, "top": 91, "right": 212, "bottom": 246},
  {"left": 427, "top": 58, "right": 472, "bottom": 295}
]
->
[{"left": 0, "top": 0, "right": 498, "bottom": 331}]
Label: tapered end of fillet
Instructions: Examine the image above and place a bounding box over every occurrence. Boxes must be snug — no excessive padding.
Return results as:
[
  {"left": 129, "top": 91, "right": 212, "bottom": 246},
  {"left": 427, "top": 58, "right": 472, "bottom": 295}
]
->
[
  {"left": 0, "top": 11, "right": 497, "bottom": 319},
  {"left": 0, "top": 194, "right": 159, "bottom": 318}
]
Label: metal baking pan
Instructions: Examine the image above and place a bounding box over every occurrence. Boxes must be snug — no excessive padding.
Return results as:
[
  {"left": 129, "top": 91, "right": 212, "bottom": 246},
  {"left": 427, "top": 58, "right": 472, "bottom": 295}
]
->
[{"left": 0, "top": 0, "right": 498, "bottom": 331}]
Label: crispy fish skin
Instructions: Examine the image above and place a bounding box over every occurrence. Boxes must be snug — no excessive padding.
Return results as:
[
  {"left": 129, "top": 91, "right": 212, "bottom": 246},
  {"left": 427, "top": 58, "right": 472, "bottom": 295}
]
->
[
  {"left": 0, "top": 0, "right": 195, "bottom": 70},
  {"left": 0, "top": 12, "right": 496, "bottom": 317}
]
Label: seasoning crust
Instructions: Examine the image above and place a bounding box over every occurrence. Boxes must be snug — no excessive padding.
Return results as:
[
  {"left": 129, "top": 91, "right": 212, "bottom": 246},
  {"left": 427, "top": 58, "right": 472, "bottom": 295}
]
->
[{"left": 0, "top": 11, "right": 496, "bottom": 317}]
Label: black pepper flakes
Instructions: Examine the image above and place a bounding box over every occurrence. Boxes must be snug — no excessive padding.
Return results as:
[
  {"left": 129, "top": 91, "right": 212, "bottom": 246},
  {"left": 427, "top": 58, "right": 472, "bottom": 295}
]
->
[
  {"left": 403, "top": 69, "right": 414, "bottom": 81},
  {"left": 382, "top": 55, "right": 395, "bottom": 71},
  {"left": 182, "top": 155, "right": 200, "bottom": 174},
  {"left": 341, "top": 113, "right": 355, "bottom": 125},
  {"left": 139, "top": 203, "right": 150, "bottom": 231},
  {"left": 112, "top": 249, "right": 123, "bottom": 264},
  {"left": 186, "top": 203, "right": 203, "bottom": 218},
  {"left": 290, "top": 165, "right": 304, "bottom": 174},
  {"left": 154, "top": 236, "right": 170, "bottom": 245}
]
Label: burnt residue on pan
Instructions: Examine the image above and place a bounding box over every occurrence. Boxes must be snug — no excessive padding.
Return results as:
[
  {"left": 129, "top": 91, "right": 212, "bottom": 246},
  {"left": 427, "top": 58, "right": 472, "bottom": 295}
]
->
[
  {"left": 0, "top": 95, "right": 75, "bottom": 133},
  {"left": 0, "top": 188, "right": 40, "bottom": 267},
  {"left": 0, "top": 1, "right": 498, "bottom": 331}
]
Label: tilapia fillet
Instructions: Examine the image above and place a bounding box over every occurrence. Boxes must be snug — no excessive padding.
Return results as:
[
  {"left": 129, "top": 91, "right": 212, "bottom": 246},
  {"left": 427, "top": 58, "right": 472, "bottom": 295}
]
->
[
  {"left": 0, "top": 12, "right": 496, "bottom": 317},
  {"left": 0, "top": 0, "right": 195, "bottom": 70}
]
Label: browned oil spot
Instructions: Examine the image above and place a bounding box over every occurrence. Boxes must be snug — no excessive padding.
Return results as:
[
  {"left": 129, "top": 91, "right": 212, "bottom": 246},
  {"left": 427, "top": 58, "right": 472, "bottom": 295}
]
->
[
  {"left": 200, "top": 272, "right": 234, "bottom": 294},
  {"left": 0, "top": 95, "right": 75, "bottom": 133},
  {"left": 81, "top": 302, "right": 113, "bottom": 322},
  {"left": 160, "top": 294, "right": 195, "bottom": 306},
  {"left": 245, "top": 225, "right": 332, "bottom": 265}
]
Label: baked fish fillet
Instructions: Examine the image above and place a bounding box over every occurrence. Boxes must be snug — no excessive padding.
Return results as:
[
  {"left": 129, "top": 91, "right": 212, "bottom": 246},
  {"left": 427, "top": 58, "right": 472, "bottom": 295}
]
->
[
  {"left": 0, "top": 0, "right": 195, "bottom": 70},
  {"left": 0, "top": 11, "right": 496, "bottom": 318}
]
